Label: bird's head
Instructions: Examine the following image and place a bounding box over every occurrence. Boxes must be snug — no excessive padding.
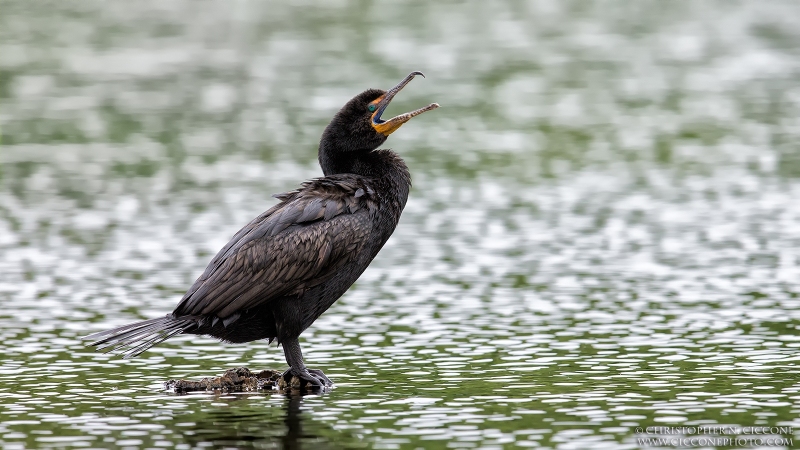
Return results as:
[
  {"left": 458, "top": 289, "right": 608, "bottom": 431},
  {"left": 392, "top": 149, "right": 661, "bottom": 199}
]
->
[{"left": 321, "top": 71, "right": 439, "bottom": 155}]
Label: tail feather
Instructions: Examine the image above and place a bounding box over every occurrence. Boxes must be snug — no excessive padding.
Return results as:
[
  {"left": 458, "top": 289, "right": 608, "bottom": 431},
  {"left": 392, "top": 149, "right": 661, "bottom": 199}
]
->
[
  {"left": 94, "top": 319, "right": 182, "bottom": 351},
  {"left": 84, "top": 315, "right": 197, "bottom": 358},
  {"left": 122, "top": 326, "right": 187, "bottom": 359}
]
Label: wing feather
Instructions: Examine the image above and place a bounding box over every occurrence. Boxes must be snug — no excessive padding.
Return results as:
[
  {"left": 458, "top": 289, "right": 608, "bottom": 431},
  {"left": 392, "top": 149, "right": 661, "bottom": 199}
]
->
[{"left": 173, "top": 175, "right": 378, "bottom": 320}]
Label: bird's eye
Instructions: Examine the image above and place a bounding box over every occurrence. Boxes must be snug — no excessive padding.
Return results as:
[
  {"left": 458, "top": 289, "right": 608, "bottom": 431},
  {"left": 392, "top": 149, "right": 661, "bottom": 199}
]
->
[{"left": 368, "top": 104, "right": 377, "bottom": 112}]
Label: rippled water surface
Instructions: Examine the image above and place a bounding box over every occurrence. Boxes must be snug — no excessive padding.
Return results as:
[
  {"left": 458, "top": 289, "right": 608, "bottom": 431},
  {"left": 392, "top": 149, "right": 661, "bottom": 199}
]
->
[{"left": 3, "top": 1, "right": 800, "bottom": 448}]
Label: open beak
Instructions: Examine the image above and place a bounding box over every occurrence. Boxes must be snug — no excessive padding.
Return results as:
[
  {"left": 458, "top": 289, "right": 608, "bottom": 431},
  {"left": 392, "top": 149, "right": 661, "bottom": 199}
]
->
[{"left": 371, "top": 71, "right": 439, "bottom": 136}]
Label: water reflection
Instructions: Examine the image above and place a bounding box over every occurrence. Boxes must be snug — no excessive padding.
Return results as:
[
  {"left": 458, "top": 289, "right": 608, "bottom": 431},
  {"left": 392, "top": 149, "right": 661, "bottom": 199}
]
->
[{"left": 182, "top": 396, "right": 344, "bottom": 450}]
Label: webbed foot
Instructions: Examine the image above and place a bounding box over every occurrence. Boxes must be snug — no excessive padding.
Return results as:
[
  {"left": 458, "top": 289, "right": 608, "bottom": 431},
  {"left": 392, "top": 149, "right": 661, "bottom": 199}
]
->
[
  {"left": 280, "top": 337, "right": 334, "bottom": 391},
  {"left": 281, "top": 367, "right": 333, "bottom": 390}
]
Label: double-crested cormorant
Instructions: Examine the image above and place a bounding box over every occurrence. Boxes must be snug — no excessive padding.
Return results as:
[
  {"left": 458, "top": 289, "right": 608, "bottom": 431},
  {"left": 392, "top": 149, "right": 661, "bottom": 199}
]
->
[{"left": 86, "top": 71, "right": 439, "bottom": 388}]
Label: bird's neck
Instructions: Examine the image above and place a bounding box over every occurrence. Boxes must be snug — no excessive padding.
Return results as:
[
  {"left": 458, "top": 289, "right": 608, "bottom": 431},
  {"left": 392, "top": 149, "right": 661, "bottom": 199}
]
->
[
  {"left": 318, "top": 145, "right": 411, "bottom": 196},
  {"left": 318, "top": 143, "right": 357, "bottom": 177},
  {"left": 319, "top": 144, "right": 407, "bottom": 178}
]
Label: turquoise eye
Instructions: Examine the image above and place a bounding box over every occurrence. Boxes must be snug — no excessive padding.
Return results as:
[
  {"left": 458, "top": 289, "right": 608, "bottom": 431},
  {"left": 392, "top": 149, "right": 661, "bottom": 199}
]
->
[{"left": 368, "top": 104, "right": 377, "bottom": 112}]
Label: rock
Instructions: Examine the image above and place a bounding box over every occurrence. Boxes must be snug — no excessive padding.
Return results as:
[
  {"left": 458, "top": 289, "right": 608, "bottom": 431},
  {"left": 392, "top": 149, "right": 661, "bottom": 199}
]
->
[
  {"left": 165, "top": 367, "right": 320, "bottom": 394},
  {"left": 165, "top": 367, "right": 280, "bottom": 393}
]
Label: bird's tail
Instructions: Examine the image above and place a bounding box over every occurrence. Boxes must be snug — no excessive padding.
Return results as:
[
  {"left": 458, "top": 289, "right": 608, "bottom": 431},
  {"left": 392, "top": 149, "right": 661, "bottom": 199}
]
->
[{"left": 83, "top": 315, "right": 197, "bottom": 358}]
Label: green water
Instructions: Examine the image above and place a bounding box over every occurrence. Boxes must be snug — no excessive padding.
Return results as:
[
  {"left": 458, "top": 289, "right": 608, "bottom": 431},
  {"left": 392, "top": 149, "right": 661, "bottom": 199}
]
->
[{"left": 2, "top": 1, "right": 800, "bottom": 448}]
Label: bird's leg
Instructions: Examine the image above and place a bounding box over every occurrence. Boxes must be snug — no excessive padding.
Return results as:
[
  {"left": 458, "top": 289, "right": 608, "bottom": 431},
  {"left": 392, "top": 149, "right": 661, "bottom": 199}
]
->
[{"left": 281, "top": 337, "right": 332, "bottom": 388}]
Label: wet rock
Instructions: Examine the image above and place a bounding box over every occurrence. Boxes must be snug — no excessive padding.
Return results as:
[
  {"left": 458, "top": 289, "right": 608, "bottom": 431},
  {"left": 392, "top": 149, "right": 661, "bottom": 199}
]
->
[
  {"left": 165, "top": 367, "right": 280, "bottom": 393},
  {"left": 165, "top": 367, "right": 320, "bottom": 394}
]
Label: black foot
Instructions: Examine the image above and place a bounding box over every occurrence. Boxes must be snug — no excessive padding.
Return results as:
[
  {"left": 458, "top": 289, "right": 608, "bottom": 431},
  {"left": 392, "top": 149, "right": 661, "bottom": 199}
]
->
[{"left": 281, "top": 367, "right": 333, "bottom": 390}]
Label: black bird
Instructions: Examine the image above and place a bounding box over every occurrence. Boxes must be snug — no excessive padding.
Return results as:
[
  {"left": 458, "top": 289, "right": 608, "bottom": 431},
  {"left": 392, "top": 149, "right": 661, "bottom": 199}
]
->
[{"left": 85, "top": 71, "right": 439, "bottom": 388}]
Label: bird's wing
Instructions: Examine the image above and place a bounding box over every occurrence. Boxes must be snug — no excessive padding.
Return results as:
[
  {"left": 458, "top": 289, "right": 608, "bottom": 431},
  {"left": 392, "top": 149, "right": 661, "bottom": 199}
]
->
[{"left": 173, "top": 175, "right": 378, "bottom": 319}]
